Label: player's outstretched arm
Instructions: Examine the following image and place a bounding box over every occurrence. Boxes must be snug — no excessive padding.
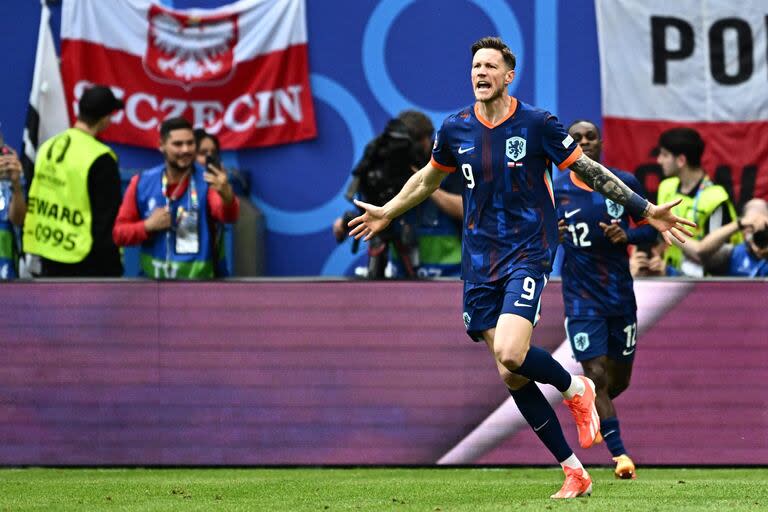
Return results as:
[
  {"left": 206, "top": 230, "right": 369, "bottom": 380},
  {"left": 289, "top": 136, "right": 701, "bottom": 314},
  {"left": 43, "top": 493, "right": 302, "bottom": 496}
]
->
[
  {"left": 569, "top": 154, "right": 697, "bottom": 244},
  {"left": 348, "top": 163, "right": 448, "bottom": 241}
]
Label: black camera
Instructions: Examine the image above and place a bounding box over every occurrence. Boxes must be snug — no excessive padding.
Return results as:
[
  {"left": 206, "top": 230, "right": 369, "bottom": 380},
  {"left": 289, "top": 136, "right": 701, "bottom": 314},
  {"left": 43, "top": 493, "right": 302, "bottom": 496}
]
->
[
  {"left": 354, "top": 118, "right": 423, "bottom": 207},
  {"left": 752, "top": 228, "right": 768, "bottom": 250},
  {"left": 347, "top": 117, "right": 427, "bottom": 279}
]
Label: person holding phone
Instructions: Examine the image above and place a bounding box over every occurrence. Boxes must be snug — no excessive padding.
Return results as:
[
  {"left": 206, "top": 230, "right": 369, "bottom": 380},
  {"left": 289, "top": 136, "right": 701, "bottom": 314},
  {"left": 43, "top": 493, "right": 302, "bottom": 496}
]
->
[
  {"left": 113, "top": 118, "right": 239, "bottom": 279},
  {"left": 194, "top": 128, "right": 230, "bottom": 277}
]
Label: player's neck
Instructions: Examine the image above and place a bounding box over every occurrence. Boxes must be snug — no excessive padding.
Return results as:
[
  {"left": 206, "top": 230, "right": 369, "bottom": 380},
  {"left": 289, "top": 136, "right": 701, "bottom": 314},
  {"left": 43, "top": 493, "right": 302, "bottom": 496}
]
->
[
  {"left": 678, "top": 166, "right": 705, "bottom": 193},
  {"left": 476, "top": 95, "right": 512, "bottom": 125}
]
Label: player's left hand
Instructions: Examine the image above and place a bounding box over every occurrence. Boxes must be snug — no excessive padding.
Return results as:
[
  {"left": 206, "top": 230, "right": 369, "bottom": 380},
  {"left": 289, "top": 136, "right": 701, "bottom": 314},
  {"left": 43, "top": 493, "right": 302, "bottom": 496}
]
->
[
  {"left": 599, "top": 220, "right": 628, "bottom": 245},
  {"left": 204, "top": 162, "right": 234, "bottom": 203},
  {"left": 646, "top": 199, "right": 697, "bottom": 244}
]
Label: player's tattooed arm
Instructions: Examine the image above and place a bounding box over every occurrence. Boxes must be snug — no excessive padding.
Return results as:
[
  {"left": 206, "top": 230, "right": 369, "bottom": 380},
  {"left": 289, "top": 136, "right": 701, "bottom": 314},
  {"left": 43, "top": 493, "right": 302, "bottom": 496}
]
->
[{"left": 569, "top": 154, "right": 651, "bottom": 217}]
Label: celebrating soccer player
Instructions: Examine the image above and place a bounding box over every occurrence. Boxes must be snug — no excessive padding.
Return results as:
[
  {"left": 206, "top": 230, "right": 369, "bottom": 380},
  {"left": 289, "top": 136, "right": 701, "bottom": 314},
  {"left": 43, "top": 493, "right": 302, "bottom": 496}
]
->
[{"left": 349, "top": 37, "right": 695, "bottom": 499}]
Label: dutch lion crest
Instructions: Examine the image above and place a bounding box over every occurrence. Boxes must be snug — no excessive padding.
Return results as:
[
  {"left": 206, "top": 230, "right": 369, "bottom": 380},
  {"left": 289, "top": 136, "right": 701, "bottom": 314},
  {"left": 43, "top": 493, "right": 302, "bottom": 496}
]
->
[
  {"left": 605, "top": 198, "right": 624, "bottom": 219},
  {"left": 505, "top": 136, "right": 526, "bottom": 161},
  {"left": 573, "top": 332, "right": 590, "bottom": 352}
]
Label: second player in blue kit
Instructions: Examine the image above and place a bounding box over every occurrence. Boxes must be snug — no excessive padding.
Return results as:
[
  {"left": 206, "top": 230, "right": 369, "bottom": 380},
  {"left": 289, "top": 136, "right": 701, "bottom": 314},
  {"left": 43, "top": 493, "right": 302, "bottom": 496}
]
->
[{"left": 555, "top": 120, "right": 658, "bottom": 479}]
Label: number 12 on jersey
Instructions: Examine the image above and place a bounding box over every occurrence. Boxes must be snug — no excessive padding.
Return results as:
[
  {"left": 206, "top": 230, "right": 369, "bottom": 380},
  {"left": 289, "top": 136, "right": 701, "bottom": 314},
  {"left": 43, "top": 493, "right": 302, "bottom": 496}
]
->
[{"left": 567, "top": 222, "right": 591, "bottom": 247}]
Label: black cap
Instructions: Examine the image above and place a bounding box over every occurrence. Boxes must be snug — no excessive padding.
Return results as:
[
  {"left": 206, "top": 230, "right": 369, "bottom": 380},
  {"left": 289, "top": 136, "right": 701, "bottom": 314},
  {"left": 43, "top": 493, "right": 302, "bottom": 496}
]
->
[{"left": 78, "top": 85, "right": 124, "bottom": 120}]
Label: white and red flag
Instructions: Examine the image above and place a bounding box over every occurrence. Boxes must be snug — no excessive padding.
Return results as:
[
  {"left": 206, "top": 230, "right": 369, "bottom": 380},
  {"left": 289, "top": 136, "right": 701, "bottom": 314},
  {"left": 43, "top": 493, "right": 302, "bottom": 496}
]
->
[
  {"left": 61, "top": 0, "right": 316, "bottom": 149},
  {"left": 596, "top": 0, "right": 768, "bottom": 203}
]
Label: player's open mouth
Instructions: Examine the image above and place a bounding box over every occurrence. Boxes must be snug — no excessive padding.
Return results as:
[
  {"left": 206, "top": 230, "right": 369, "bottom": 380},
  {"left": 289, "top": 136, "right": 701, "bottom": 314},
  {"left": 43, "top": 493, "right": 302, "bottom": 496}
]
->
[{"left": 476, "top": 81, "right": 491, "bottom": 91}]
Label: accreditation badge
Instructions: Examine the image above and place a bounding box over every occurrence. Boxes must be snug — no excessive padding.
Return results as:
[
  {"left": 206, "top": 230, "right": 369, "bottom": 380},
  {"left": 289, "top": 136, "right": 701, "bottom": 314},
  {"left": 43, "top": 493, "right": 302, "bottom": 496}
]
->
[{"left": 175, "top": 209, "right": 200, "bottom": 254}]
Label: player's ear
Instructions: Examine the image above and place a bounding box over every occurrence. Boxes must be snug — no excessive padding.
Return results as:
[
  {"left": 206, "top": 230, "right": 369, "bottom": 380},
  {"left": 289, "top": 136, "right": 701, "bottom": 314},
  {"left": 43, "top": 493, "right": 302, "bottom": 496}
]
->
[{"left": 505, "top": 69, "right": 515, "bottom": 85}]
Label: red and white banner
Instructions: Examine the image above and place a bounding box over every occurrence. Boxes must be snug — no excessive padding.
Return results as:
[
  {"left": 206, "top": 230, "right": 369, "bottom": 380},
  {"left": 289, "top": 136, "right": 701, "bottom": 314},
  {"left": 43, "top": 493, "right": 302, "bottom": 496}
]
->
[
  {"left": 61, "top": 0, "right": 316, "bottom": 149},
  {"left": 596, "top": 0, "right": 768, "bottom": 204}
]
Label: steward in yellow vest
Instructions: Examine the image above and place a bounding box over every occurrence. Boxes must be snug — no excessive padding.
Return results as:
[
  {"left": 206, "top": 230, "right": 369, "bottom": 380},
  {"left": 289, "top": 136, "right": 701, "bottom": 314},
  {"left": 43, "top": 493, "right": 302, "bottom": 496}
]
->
[
  {"left": 23, "top": 85, "right": 124, "bottom": 277},
  {"left": 654, "top": 127, "right": 739, "bottom": 276}
]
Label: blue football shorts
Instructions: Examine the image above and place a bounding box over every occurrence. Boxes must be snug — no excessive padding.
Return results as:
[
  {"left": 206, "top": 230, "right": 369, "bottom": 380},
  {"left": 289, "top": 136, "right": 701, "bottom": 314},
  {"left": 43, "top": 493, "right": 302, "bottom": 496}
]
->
[
  {"left": 462, "top": 268, "right": 548, "bottom": 342},
  {"left": 564, "top": 313, "right": 638, "bottom": 363}
]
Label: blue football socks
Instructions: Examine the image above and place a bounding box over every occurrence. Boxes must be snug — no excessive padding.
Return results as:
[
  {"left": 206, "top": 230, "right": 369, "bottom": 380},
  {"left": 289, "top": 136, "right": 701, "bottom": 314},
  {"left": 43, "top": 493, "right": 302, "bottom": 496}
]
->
[
  {"left": 510, "top": 381, "right": 573, "bottom": 463},
  {"left": 512, "top": 345, "right": 571, "bottom": 392},
  {"left": 600, "top": 416, "right": 627, "bottom": 457}
]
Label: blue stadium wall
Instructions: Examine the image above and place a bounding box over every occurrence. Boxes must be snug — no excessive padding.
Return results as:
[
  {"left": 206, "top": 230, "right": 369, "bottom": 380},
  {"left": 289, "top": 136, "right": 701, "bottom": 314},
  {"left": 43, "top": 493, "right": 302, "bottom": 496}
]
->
[{"left": 0, "top": 0, "right": 601, "bottom": 276}]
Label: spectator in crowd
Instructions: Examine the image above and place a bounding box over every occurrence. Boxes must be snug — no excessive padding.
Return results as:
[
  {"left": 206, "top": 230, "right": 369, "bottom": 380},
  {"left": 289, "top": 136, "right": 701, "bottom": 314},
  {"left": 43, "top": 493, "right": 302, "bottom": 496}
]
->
[
  {"left": 629, "top": 237, "right": 677, "bottom": 277},
  {"left": 23, "top": 85, "right": 123, "bottom": 277},
  {"left": 333, "top": 110, "right": 462, "bottom": 278},
  {"left": 0, "top": 145, "right": 26, "bottom": 279},
  {"left": 654, "top": 127, "right": 738, "bottom": 276},
  {"left": 671, "top": 198, "right": 768, "bottom": 277},
  {"left": 194, "top": 128, "right": 229, "bottom": 277},
  {"left": 113, "top": 117, "right": 239, "bottom": 279}
]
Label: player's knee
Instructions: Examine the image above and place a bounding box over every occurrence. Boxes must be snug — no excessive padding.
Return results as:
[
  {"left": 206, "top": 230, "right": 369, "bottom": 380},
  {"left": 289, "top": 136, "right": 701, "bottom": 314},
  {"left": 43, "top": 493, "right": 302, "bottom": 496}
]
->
[
  {"left": 494, "top": 344, "right": 528, "bottom": 371},
  {"left": 583, "top": 362, "right": 608, "bottom": 390}
]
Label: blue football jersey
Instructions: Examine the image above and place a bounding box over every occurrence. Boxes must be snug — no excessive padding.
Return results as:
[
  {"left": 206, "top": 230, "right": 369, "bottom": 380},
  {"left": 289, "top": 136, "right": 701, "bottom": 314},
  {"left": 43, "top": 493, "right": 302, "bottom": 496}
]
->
[
  {"left": 431, "top": 98, "right": 581, "bottom": 283},
  {"left": 554, "top": 169, "right": 656, "bottom": 317},
  {"left": 728, "top": 243, "right": 768, "bottom": 277}
]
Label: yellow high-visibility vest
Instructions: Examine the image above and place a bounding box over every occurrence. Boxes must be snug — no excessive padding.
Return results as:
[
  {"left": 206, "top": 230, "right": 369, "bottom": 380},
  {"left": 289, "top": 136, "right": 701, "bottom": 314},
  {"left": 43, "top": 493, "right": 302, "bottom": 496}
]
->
[
  {"left": 23, "top": 128, "right": 116, "bottom": 263},
  {"left": 657, "top": 176, "right": 740, "bottom": 271}
]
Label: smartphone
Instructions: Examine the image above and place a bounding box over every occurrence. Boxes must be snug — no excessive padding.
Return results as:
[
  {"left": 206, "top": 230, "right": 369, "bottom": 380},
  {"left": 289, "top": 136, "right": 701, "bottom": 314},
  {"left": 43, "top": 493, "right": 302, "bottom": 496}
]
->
[{"left": 205, "top": 154, "right": 221, "bottom": 170}]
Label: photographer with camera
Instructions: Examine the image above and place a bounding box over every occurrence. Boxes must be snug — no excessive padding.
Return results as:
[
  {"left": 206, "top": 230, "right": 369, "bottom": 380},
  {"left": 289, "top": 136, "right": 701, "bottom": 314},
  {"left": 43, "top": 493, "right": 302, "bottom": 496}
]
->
[
  {"left": 0, "top": 140, "right": 26, "bottom": 279},
  {"left": 670, "top": 198, "right": 768, "bottom": 277},
  {"left": 333, "top": 110, "right": 462, "bottom": 279}
]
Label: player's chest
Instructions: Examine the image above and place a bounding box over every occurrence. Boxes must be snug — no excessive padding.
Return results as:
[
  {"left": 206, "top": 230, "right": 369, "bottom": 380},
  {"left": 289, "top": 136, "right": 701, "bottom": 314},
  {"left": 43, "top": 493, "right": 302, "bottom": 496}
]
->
[
  {"left": 558, "top": 191, "right": 628, "bottom": 226},
  {"left": 452, "top": 129, "right": 546, "bottom": 191}
]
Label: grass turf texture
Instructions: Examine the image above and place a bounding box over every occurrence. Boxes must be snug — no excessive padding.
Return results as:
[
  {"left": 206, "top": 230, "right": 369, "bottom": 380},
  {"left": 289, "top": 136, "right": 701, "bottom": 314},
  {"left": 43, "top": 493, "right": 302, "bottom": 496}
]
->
[{"left": 0, "top": 468, "right": 766, "bottom": 511}]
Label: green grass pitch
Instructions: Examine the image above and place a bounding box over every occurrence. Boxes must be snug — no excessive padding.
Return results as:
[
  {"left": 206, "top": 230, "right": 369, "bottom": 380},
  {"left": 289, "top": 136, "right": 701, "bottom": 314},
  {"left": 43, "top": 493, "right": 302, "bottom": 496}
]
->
[{"left": 0, "top": 467, "right": 766, "bottom": 511}]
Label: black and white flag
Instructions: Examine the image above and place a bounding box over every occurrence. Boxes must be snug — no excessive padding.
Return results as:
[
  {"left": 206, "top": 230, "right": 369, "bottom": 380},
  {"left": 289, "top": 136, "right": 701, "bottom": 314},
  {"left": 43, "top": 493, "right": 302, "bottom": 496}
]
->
[
  {"left": 21, "top": 0, "right": 68, "bottom": 179},
  {"left": 20, "top": 0, "right": 68, "bottom": 277}
]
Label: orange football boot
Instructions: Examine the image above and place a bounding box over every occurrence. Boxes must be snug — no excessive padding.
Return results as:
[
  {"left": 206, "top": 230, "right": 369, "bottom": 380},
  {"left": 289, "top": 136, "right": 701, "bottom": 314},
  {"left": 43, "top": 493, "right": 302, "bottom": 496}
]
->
[
  {"left": 613, "top": 454, "right": 637, "bottom": 480},
  {"left": 550, "top": 466, "right": 593, "bottom": 499},
  {"left": 563, "top": 376, "right": 600, "bottom": 448}
]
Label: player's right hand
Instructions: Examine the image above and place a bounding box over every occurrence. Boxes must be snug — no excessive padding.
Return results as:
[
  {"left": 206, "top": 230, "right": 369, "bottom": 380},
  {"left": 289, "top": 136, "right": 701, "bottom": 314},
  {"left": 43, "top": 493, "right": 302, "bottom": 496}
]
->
[{"left": 348, "top": 199, "right": 391, "bottom": 241}]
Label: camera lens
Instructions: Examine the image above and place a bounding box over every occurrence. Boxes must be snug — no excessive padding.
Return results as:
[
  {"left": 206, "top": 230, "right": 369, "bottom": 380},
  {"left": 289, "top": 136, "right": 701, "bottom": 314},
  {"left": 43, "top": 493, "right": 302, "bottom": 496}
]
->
[{"left": 752, "top": 229, "right": 768, "bottom": 249}]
